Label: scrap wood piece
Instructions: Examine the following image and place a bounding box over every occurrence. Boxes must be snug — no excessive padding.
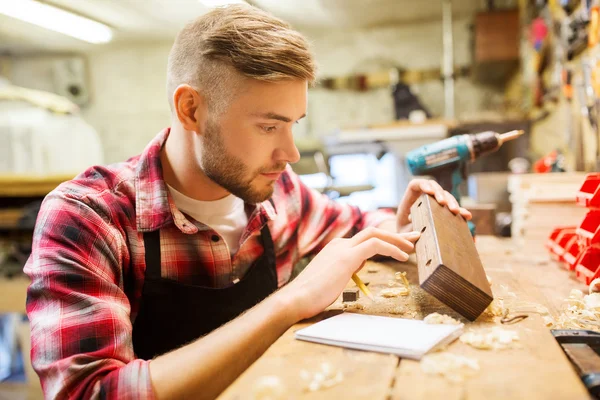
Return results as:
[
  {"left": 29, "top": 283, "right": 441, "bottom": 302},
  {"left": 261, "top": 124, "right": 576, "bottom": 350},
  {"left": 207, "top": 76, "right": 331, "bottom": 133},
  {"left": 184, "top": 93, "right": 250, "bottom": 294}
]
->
[
  {"left": 343, "top": 288, "right": 360, "bottom": 302},
  {"left": 410, "top": 194, "right": 493, "bottom": 321}
]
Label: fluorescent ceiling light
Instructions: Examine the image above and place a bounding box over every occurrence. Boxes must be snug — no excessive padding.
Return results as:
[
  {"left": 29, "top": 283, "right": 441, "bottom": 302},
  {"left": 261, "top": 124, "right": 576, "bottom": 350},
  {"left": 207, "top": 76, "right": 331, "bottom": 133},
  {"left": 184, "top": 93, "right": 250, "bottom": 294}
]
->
[
  {"left": 0, "top": 0, "right": 113, "bottom": 44},
  {"left": 199, "top": 0, "right": 247, "bottom": 8}
]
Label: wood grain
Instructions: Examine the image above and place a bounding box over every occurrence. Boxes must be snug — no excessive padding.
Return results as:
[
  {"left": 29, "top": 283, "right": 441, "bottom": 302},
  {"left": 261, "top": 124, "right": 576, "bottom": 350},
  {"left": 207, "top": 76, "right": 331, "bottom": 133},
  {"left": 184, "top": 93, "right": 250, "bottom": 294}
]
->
[
  {"left": 392, "top": 241, "right": 589, "bottom": 400},
  {"left": 410, "top": 194, "right": 492, "bottom": 320},
  {"left": 221, "top": 237, "right": 590, "bottom": 399}
]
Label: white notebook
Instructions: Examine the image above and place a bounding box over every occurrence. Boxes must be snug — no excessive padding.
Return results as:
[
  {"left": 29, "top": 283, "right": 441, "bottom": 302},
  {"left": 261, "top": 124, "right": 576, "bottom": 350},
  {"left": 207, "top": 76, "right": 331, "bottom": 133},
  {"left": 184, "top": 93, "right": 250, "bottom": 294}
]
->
[{"left": 295, "top": 313, "right": 463, "bottom": 360}]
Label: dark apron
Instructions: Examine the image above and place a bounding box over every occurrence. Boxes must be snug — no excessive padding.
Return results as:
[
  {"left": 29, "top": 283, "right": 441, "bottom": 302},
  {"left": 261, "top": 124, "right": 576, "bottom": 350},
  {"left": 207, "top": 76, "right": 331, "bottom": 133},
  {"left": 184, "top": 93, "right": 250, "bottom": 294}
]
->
[{"left": 132, "top": 224, "right": 278, "bottom": 360}]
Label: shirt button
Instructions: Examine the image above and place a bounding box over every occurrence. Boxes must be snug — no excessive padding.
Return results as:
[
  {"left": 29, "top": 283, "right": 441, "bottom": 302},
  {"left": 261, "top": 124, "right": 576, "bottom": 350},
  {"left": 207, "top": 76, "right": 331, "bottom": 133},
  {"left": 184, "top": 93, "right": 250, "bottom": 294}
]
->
[{"left": 211, "top": 235, "right": 220, "bottom": 242}]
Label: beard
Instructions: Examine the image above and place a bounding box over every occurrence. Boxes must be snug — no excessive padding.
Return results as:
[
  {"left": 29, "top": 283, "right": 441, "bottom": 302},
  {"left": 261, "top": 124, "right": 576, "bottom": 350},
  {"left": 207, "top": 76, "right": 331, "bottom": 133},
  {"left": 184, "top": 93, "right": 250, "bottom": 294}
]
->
[{"left": 199, "top": 121, "right": 286, "bottom": 204}]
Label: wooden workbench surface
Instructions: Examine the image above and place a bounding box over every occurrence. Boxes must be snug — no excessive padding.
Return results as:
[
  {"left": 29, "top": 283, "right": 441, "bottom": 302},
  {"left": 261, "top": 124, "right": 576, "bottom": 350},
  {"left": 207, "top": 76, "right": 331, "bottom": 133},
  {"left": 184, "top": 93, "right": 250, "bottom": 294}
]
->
[{"left": 219, "top": 236, "right": 590, "bottom": 399}]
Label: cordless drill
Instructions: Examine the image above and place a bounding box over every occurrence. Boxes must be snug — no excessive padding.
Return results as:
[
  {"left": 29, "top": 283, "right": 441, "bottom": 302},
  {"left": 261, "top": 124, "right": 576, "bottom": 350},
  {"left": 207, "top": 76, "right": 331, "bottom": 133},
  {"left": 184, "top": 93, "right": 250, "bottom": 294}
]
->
[{"left": 406, "top": 130, "right": 524, "bottom": 234}]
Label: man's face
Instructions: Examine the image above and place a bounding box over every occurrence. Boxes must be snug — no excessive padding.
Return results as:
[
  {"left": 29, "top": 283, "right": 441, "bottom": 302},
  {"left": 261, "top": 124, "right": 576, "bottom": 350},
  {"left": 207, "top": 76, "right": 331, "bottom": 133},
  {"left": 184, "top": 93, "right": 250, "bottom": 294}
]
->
[{"left": 198, "top": 79, "right": 306, "bottom": 204}]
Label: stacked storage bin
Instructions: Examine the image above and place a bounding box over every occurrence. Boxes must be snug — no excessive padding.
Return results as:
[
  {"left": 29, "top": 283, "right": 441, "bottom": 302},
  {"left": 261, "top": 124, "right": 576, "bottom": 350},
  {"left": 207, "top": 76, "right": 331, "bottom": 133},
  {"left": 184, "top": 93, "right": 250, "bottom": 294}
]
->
[{"left": 547, "top": 173, "right": 600, "bottom": 286}]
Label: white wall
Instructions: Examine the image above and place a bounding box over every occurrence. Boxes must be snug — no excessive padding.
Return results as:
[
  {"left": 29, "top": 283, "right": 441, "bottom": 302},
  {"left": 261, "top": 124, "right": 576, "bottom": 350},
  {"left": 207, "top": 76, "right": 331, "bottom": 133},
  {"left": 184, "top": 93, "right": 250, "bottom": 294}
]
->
[
  {"left": 8, "top": 43, "right": 173, "bottom": 164},
  {"left": 5, "top": 16, "right": 505, "bottom": 164},
  {"left": 302, "top": 16, "right": 505, "bottom": 136}
]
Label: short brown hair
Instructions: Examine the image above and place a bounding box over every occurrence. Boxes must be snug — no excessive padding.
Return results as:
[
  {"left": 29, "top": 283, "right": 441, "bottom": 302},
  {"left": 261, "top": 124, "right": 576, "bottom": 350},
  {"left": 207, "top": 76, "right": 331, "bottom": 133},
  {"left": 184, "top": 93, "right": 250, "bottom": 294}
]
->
[{"left": 167, "top": 4, "right": 316, "bottom": 112}]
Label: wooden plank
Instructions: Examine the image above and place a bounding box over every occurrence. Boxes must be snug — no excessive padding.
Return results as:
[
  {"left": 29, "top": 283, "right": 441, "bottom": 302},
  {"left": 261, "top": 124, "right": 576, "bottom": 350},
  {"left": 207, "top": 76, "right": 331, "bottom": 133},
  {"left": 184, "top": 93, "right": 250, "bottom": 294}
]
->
[
  {"left": 218, "top": 310, "right": 398, "bottom": 400},
  {"left": 392, "top": 236, "right": 590, "bottom": 400},
  {"left": 220, "top": 260, "right": 420, "bottom": 399},
  {"left": 222, "top": 237, "right": 590, "bottom": 399},
  {"left": 410, "top": 194, "right": 492, "bottom": 320},
  {"left": 0, "top": 174, "right": 73, "bottom": 197}
]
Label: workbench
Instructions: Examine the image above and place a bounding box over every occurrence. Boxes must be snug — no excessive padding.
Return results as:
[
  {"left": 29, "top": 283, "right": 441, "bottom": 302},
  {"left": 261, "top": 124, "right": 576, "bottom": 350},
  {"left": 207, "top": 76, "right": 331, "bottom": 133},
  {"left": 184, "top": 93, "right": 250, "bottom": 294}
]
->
[{"left": 220, "top": 236, "right": 590, "bottom": 399}]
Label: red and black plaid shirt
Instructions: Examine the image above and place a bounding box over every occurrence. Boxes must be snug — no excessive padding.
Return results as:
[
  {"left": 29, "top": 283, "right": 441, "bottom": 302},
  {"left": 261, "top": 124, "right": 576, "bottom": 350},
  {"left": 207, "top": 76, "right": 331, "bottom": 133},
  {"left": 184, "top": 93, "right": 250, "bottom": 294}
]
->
[{"left": 24, "top": 128, "right": 393, "bottom": 399}]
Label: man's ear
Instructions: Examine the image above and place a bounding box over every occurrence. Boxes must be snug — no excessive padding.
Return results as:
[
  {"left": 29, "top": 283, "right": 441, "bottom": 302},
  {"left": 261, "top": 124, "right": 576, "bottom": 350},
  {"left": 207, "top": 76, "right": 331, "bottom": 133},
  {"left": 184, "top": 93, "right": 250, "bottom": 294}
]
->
[{"left": 172, "top": 84, "right": 208, "bottom": 133}]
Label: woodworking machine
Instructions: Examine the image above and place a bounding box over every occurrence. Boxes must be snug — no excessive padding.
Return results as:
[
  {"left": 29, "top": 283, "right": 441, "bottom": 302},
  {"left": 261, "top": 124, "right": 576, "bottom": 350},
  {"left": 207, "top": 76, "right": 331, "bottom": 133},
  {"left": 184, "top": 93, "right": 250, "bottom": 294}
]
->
[
  {"left": 406, "top": 130, "right": 524, "bottom": 202},
  {"left": 406, "top": 130, "right": 524, "bottom": 235}
]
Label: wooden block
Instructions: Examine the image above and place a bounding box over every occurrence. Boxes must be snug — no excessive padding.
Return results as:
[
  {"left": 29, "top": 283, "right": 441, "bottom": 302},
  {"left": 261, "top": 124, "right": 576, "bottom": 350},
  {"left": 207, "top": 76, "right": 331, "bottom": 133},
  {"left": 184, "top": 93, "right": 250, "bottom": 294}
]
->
[
  {"left": 342, "top": 287, "right": 359, "bottom": 302},
  {"left": 410, "top": 194, "right": 493, "bottom": 320}
]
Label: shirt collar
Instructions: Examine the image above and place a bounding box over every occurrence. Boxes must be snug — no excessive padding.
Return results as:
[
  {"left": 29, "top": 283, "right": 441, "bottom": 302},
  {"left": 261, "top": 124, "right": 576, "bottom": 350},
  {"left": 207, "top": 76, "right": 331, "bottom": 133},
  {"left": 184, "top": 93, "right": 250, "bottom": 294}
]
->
[{"left": 134, "top": 128, "right": 277, "bottom": 234}]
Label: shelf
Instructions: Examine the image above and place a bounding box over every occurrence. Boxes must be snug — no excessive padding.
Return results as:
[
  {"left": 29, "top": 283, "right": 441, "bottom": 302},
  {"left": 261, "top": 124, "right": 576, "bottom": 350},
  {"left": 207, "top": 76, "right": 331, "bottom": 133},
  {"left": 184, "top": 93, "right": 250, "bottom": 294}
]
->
[{"left": 0, "top": 174, "right": 73, "bottom": 197}]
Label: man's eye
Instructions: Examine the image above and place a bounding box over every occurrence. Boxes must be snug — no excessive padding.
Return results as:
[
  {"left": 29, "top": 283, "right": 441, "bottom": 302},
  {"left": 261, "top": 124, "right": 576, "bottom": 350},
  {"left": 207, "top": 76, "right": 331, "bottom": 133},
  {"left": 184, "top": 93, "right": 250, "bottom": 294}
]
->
[{"left": 262, "top": 126, "right": 277, "bottom": 133}]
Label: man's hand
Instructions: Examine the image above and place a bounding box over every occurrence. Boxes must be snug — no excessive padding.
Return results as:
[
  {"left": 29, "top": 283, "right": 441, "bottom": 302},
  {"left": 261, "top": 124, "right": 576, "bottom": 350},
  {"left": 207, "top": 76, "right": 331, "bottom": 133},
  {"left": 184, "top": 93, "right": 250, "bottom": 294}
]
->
[
  {"left": 396, "top": 179, "right": 472, "bottom": 232},
  {"left": 280, "top": 228, "right": 420, "bottom": 321}
]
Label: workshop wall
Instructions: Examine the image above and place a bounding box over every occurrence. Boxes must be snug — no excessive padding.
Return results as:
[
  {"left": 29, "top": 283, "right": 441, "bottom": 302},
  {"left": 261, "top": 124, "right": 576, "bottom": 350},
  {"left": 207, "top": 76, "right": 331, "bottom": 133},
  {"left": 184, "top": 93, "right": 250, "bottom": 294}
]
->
[
  {"left": 303, "top": 16, "right": 506, "bottom": 136},
  {"left": 6, "top": 16, "right": 506, "bottom": 164},
  {"left": 7, "top": 44, "right": 172, "bottom": 164}
]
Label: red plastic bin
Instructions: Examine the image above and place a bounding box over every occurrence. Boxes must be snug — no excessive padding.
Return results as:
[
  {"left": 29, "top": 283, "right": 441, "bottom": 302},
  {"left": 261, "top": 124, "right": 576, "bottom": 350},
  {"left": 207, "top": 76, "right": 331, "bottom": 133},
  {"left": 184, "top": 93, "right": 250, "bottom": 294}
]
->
[
  {"left": 577, "top": 173, "right": 600, "bottom": 208},
  {"left": 577, "top": 211, "right": 600, "bottom": 248},
  {"left": 574, "top": 246, "right": 600, "bottom": 285},
  {"left": 546, "top": 226, "right": 577, "bottom": 253},
  {"left": 563, "top": 237, "right": 583, "bottom": 270}
]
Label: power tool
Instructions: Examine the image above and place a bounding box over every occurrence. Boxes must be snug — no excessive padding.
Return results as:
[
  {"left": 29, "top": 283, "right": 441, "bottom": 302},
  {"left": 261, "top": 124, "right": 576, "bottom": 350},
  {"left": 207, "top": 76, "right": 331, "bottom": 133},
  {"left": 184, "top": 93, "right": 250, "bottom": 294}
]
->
[{"left": 406, "top": 130, "right": 525, "bottom": 233}]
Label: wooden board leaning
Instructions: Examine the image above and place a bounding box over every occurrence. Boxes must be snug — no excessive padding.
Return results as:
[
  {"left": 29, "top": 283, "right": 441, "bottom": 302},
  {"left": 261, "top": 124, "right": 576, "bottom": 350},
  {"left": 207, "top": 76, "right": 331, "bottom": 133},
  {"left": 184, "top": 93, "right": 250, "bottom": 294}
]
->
[{"left": 410, "top": 193, "right": 493, "bottom": 320}]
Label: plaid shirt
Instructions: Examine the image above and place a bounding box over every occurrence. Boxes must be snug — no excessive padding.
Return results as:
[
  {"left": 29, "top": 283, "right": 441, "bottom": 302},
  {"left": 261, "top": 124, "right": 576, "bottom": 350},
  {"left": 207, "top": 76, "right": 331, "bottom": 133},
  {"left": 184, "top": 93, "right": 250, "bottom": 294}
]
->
[{"left": 24, "top": 128, "right": 393, "bottom": 399}]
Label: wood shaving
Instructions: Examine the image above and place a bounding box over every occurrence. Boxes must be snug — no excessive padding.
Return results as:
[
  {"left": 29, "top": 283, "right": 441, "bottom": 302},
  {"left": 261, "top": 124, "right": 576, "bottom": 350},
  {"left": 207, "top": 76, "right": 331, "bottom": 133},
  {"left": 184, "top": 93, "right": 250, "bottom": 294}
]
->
[
  {"left": 387, "top": 280, "right": 398, "bottom": 287},
  {"left": 388, "top": 306, "right": 404, "bottom": 315},
  {"left": 300, "top": 363, "right": 344, "bottom": 392},
  {"left": 342, "top": 302, "right": 365, "bottom": 310},
  {"left": 590, "top": 279, "right": 600, "bottom": 294},
  {"left": 420, "top": 352, "right": 479, "bottom": 382},
  {"left": 480, "top": 298, "right": 505, "bottom": 319},
  {"left": 380, "top": 287, "right": 409, "bottom": 297},
  {"left": 543, "top": 315, "right": 555, "bottom": 327},
  {"left": 460, "top": 327, "right": 520, "bottom": 350},
  {"left": 551, "top": 289, "right": 600, "bottom": 331},
  {"left": 424, "top": 312, "right": 461, "bottom": 325},
  {"left": 395, "top": 271, "right": 410, "bottom": 287},
  {"left": 252, "top": 375, "right": 287, "bottom": 400}
]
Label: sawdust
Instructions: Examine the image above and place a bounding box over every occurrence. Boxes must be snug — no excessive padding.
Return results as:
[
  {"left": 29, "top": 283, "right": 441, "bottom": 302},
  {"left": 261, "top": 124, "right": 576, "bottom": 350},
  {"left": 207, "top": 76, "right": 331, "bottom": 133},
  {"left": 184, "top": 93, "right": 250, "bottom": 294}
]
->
[
  {"left": 252, "top": 375, "right": 287, "bottom": 400},
  {"left": 395, "top": 271, "right": 410, "bottom": 287},
  {"left": 424, "top": 312, "right": 462, "bottom": 325},
  {"left": 420, "top": 352, "right": 479, "bottom": 382},
  {"left": 460, "top": 327, "right": 520, "bottom": 350},
  {"left": 547, "top": 289, "right": 600, "bottom": 331},
  {"left": 342, "top": 302, "right": 365, "bottom": 311},
  {"left": 300, "top": 362, "right": 344, "bottom": 392},
  {"left": 367, "top": 267, "right": 379, "bottom": 273},
  {"left": 380, "top": 287, "right": 410, "bottom": 297}
]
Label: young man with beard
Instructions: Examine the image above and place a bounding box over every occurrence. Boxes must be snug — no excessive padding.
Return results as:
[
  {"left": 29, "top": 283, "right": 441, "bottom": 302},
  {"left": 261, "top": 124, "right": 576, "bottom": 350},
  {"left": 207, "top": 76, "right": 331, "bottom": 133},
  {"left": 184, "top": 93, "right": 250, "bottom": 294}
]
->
[{"left": 25, "top": 5, "right": 471, "bottom": 399}]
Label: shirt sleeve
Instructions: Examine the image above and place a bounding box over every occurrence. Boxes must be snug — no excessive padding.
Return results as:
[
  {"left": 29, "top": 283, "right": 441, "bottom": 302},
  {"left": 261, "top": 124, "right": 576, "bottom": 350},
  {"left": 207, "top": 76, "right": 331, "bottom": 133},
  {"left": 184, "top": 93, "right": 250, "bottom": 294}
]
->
[
  {"left": 292, "top": 172, "right": 395, "bottom": 258},
  {"left": 24, "top": 193, "right": 155, "bottom": 400}
]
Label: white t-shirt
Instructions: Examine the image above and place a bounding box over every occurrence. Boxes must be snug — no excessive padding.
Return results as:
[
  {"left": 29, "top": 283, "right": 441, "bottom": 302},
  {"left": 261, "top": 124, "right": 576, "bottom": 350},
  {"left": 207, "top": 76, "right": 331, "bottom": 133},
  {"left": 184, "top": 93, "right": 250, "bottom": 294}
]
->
[{"left": 167, "top": 184, "right": 248, "bottom": 255}]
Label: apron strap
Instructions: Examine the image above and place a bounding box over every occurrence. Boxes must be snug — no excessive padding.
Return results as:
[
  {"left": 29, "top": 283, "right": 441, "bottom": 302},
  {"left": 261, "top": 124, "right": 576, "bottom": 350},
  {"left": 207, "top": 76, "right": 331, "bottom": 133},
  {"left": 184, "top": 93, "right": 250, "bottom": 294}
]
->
[{"left": 143, "top": 230, "right": 162, "bottom": 280}]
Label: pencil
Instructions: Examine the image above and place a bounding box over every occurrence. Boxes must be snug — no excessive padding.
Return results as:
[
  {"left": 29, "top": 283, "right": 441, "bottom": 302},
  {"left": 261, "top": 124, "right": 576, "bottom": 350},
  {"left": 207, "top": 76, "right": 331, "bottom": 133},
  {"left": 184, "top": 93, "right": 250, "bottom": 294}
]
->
[{"left": 352, "top": 273, "right": 374, "bottom": 301}]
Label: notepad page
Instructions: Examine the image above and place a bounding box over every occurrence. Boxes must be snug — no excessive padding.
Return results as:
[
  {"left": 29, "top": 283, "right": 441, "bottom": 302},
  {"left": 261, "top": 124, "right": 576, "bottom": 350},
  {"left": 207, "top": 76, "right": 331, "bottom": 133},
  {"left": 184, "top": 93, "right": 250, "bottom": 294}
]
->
[{"left": 295, "top": 313, "right": 463, "bottom": 359}]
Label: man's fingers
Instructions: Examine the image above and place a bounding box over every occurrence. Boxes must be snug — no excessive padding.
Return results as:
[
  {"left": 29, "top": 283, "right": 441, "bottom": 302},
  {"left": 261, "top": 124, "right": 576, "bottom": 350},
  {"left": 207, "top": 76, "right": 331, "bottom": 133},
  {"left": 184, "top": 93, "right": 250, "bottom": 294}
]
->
[
  {"left": 459, "top": 207, "right": 473, "bottom": 220},
  {"left": 352, "top": 237, "right": 410, "bottom": 264},
  {"left": 350, "top": 227, "right": 418, "bottom": 253},
  {"left": 443, "top": 191, "right": 460, "bottom": 213}
]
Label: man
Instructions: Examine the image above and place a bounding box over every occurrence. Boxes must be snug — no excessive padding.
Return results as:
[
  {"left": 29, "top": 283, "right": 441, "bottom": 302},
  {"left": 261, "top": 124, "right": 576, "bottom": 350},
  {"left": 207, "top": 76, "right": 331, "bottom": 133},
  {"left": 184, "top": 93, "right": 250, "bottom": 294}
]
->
[{"left": 25, "top": 5, "right": 470, "bottom": 400}]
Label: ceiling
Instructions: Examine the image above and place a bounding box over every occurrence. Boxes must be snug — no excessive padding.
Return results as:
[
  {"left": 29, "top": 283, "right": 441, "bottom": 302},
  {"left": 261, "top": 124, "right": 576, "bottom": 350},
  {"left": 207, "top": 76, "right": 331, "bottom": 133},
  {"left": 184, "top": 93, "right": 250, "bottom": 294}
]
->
[{"left": 0, "top": 0, "right": 493, "bottom": 54}]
